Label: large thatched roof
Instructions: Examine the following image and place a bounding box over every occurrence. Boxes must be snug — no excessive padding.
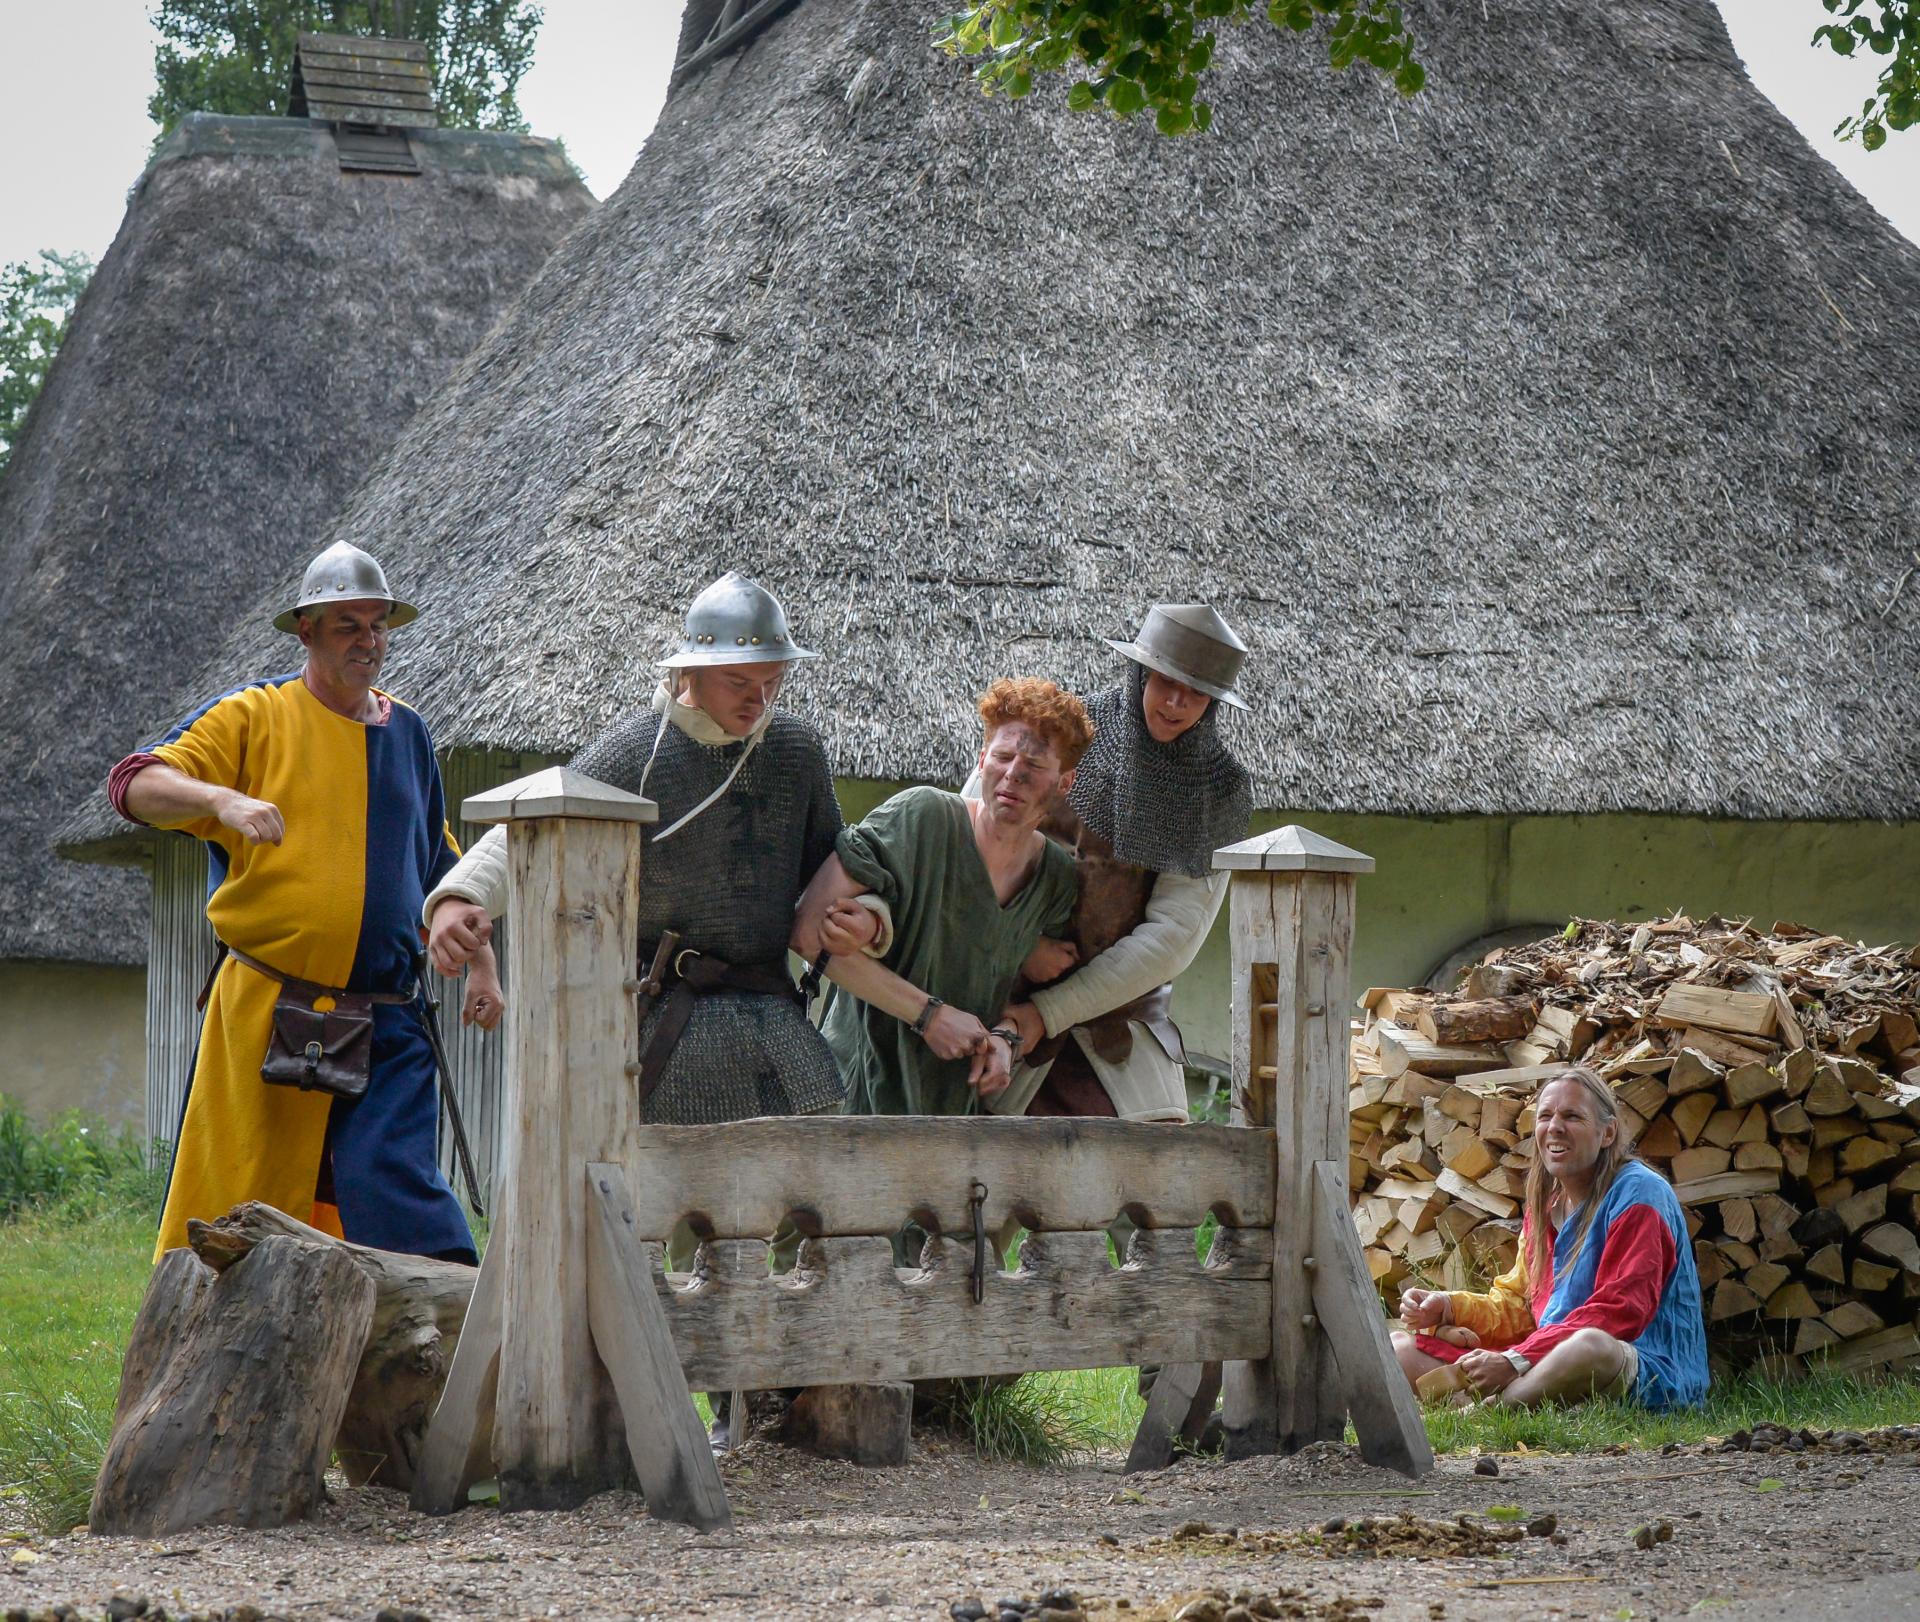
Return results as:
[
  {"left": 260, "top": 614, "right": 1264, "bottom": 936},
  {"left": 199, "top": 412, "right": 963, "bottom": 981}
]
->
[
  {"left": 62, "top": 0, "right": 1920, "bottom": 880},
  {"left": 5, "top": 113, "right": 592, "bottom": 965}
]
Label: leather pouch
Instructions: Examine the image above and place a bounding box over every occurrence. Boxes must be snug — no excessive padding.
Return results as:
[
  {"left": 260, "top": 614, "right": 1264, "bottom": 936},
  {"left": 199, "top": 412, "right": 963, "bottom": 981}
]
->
[{"left": 260, "top": 987, "right": 375, "bottom": 1100}]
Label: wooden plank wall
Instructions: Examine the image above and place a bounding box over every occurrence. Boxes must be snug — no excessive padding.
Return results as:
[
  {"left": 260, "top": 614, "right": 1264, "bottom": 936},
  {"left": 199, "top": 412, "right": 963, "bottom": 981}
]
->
[
  {"left": 146, "top": 834, "right": 218, "bottom": 1170},
  {"left": 438, "top": 747, "right": 556, "bottom": 1212}
]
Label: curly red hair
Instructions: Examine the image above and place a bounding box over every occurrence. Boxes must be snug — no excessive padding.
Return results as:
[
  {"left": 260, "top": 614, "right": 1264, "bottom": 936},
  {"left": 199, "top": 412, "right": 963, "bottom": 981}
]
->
[{"left": 977, "top": 678, "right": 1094, "bottom": 770}]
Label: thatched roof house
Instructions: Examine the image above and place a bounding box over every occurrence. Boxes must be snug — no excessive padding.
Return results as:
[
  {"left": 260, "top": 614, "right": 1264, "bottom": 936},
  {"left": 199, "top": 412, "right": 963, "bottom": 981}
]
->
[
  {"left": 3, "top": 80, "right": 590, "bottom": 1121},
  {"left": 58, "top": 0, "right": 1920, "bottom": 1159},
  {"left": 83, "top": 0, "right": 1916, "bottom": 815}
]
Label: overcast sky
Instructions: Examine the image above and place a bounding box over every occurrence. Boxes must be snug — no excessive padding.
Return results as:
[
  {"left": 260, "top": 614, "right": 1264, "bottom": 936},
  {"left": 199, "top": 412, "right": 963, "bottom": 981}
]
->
[{"left": 0, "top": 1, "right": 1912, "bottom": 268}]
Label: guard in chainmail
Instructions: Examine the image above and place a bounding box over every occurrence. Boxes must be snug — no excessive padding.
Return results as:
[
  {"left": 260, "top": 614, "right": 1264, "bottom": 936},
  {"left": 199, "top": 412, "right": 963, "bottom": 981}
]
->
[
  {"left": 566, "top": 702, "right": 844, "bottom": 1123},
  {"left": 423, "top": 573, "right": 845, "bottom": 1450},
  {"left": 1067, "top": 662, "right": 1252, "bottom": 880},
  {"left": 993, "top": 603, "right": 1254, "bottom": 1125},
  {"left": 991, "top": 603, "right": 1254, "bottom": 1427},
  {"left": 423, "top": 572, "right": 844, "bottom": 1126}
]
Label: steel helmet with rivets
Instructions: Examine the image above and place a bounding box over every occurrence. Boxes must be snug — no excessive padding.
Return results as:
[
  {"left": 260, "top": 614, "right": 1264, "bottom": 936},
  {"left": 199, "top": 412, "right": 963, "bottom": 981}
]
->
[
  {"left": 272, "top": 540, "right": 418, "bottom": 633},
  {"left": 658, "top": 571, "right": 820, "bottom": 668}
]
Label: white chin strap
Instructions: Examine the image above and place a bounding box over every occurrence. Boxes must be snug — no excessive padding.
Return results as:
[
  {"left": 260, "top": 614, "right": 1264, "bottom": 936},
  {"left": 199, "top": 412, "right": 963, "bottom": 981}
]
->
[{"left": 640, "top": 675, "right": 775, "bottom": 844}]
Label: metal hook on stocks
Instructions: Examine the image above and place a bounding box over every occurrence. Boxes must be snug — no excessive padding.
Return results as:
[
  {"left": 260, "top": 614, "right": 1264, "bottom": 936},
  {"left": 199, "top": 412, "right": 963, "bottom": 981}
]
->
[{"left": 968, "top": 1179, "right": 989, "bottom": 1305}]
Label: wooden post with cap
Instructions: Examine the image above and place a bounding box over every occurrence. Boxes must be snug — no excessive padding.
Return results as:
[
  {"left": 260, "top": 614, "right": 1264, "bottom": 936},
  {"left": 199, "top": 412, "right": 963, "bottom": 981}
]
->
[
  {"left": 410, "top": 766, "right": 730, "bottom": 1527},
  {"left": 1215, "top": 826, "right": 1431, "bottom": 1476}
]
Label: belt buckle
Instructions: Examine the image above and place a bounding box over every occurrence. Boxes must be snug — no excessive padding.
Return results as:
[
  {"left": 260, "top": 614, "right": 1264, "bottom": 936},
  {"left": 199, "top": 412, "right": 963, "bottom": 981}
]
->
[{"left": 673, "top": 947, "right": 703, "bottom": 978}]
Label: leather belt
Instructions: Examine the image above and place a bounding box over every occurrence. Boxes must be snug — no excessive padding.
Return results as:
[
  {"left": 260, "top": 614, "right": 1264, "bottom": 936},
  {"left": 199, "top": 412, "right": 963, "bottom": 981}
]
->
[
  {"left": 633, "top": 946, "right": 801, "bottom": 1107},
  {"left": 198, "top": 940, "right": 415, "bottom": 1011}
]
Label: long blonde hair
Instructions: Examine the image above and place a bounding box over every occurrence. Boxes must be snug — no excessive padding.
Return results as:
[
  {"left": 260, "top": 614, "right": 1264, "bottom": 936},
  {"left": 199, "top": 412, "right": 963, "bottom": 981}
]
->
[{"left": 1523, "top": 1066, "right": 1636, "bottom": 1291}]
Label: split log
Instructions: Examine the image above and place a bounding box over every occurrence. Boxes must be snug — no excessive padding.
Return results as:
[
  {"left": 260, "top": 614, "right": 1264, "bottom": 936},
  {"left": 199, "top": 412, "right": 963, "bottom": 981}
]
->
[
  {"left": 1669, "top": 1049, "right": 1728, "bottom": 1095},
  {"left": 1850, "top": 1258, "right": 1899, "bottom": 1294},
  {"left": 1653, "top": 986, "right": 1778, "bottom": 1039},
  {"left": 1725, "top": 1062, "right": 1783, "bottom": 1109},
  {"left": 1375, "top": 1023, "right": 1508, "bottom": 1080},
  {"left": 1765, "top": 1282, "right": 1819, "bottom": 1319},
  {"left": 1671, "top": 1145, "right": 1732, "bottom": 1183},
  {"left": 187, "top": 1202, "right": 478, "bottom": 1491},
  {"left": 1821, "top": 1300, "right": 1885, "bottom": 1339},
  {"left": 1671, "top": 1093, "right": 1717, "bottom": 1145},
  {"left": 1416, "top": 997, "right": 1538, "bottom": 1046},
  {"left": 91, "top": 1237, "right": 374, "bottom": 1536},
  {"left": 1793, "top": 1319, "right": 1839, "bottom": 1355},
  {"left": 1805, "top": 1244, "right": 1847, "bottom": 1285},
  {"left": 1860, "top": 1221, "right": 1920, "bottom": 1274}
]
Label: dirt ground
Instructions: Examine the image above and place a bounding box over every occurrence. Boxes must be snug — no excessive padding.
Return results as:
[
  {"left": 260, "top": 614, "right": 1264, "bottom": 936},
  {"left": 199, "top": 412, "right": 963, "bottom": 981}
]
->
[{"left": 8, "top": 1432, "right": 1920, "bottom": 1622}]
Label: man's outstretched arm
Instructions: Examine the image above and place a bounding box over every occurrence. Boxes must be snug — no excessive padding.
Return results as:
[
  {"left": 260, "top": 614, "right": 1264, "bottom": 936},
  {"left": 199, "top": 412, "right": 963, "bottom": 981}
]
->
[{"left": 121, "top": 762, "right": 284, "bottom": 845}]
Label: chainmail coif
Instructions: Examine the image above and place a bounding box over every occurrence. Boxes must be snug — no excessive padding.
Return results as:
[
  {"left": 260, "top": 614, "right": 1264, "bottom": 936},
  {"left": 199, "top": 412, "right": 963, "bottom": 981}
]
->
[
  {"left": 1066, "top": 665, "right": 1253, "bottom": 879},
  {"left": 569, "top": 708, "right": 845, "bottom": 1125}
]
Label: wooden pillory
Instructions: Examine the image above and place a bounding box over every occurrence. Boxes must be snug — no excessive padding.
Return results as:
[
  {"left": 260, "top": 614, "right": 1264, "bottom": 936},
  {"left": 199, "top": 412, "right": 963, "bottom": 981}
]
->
[{"left": 411, "top": 768, "right": 1430, "bottom": 1531}]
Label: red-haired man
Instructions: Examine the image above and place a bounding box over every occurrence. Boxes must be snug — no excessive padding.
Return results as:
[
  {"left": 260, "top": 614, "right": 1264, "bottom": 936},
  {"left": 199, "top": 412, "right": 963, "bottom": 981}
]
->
[{"left": 792, "top": 678, "right": 1091, "bottom": 1117}]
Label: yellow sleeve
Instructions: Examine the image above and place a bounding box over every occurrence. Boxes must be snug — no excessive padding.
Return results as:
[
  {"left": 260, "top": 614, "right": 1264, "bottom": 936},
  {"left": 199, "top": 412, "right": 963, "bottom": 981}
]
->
[
  {"left": 149, "top": 692, "right": 255, "bottom": 844},
  {"left": 1445, "top": 1244, "right": 1536, "bottom": 1348}
]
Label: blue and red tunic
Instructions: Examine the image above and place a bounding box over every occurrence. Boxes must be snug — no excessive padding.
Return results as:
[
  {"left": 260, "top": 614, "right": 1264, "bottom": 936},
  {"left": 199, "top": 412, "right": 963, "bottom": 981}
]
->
[
  {"left": 112, "top": 672, "right": 474, "bottom": 1264},
  {"left": 1416, "top": 1159, "right": 1709, "bottom": 1408}
]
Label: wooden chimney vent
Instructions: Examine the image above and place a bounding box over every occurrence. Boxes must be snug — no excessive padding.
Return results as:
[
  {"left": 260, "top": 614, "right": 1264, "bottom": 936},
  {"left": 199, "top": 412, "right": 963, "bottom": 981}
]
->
[{"left": 291, "top": 31, "right": 436, "bottom": 174}]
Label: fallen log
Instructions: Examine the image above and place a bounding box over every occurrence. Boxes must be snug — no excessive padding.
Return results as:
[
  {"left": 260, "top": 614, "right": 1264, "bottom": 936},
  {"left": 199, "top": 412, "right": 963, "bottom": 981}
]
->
[
  {"left": 188, "top": 1203, "right": 479, "bottom": 1490},
  {"left": 91, "top": 1237, "right": 373, "bottom": 1536}
]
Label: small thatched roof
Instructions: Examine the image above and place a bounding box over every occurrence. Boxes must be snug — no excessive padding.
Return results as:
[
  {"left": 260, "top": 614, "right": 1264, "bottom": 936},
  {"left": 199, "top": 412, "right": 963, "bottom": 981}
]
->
[
  {"left": 61, "top": 0, "right": 1920, "bottom": 880},
  {"left": 6, "top": 112, "right": 592, "bottom": 965}
]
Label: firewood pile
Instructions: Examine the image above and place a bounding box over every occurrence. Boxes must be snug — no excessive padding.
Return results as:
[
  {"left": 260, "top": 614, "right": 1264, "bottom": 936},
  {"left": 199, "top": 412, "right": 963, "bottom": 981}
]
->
[{"left": 1348, "top": 915, "right": 1920, "bottom": 1376}]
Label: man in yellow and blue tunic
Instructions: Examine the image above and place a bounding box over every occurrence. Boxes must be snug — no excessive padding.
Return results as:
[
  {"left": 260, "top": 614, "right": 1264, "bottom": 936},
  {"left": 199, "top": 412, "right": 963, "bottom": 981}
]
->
[{"left": 110, "top": 541, "right": 477, "bottom": 1265}]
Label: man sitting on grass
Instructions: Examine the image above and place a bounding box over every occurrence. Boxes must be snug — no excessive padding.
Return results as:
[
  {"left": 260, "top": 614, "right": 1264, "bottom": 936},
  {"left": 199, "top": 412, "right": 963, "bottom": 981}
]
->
[{"left": 1392, "top": 1065, "right": 1709, "bottom": 1410}]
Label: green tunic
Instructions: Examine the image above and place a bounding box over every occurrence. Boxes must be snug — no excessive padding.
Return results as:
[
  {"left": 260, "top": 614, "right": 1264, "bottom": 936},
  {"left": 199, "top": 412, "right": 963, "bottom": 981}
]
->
[{"left": 826, "top": 785, "right": 1078, "bottom": 1117}]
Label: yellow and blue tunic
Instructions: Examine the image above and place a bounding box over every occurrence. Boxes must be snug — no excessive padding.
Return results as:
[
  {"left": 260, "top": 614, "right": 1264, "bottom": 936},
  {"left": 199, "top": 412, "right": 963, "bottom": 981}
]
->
[{"left": 115, "top": 673, "right": 474, "bottom": 1263}]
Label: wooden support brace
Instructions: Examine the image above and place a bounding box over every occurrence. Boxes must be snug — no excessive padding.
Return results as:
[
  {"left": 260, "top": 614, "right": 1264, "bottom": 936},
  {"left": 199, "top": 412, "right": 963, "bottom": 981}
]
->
[
  {"left": 410, "top": 1238, "right": 504, "bottom": 1516},
  {"left": 585, "top": 1163, "right": 731, "bottom": 1532},
  {"left": 1307, "top": 1160, "right": 1433, "bottom": 1478},
  {"left": 1124, "top": 1361, "right": 1222, "bottom": 1474}
]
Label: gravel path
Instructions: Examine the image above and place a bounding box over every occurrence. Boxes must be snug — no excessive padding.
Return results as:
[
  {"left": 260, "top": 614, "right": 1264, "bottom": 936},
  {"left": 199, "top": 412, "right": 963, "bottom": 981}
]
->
[{"left": 8, "top": 1431, "right": 1920, "bottom": 1621}]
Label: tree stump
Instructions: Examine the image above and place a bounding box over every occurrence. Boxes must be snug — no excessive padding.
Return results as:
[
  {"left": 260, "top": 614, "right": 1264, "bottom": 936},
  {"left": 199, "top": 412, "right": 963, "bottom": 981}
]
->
[
  {"left": 90, "top": 1236, "right": 375, "bottom": 1536},
  {"left": 779, "top": 1382, "right": 913, "bottom": 1466},
  {"left": 187, "top": 1202, "right": 480, "bottom": 1491}
]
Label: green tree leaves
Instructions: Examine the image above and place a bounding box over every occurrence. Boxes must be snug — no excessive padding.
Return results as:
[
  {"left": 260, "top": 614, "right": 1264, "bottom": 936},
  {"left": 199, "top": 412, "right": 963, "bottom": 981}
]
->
[
  {"left": 148, "top": 1, "right": 543, "bottom": 136},
  {"left": 1812, "top": 0, "right": 1918, "bottom": 148},
  {"left": 935, "top": 0, "right": 1425, "bottom": 133},
  {"left": 0, "top": 252, "right": 94, "bottom": 483}
]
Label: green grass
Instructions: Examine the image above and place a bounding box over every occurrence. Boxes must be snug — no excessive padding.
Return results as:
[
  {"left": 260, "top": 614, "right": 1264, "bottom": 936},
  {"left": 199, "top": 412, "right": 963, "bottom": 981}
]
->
[
  {"left": 0, "top": 1098, "right": 164, "bottom": 1533},
  {"left": 0, "top": 1096, "right": 162, "bottom": 1224},
  {"left": 919, "top": 1371, "right": 1141, "bottom": 1463},
  {"left": 1422, "top": 1368, "right": 1920, "bottom": 1455},
  {"left": 0, "top": 1205, "right": 157, "bottom": 1533}
]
